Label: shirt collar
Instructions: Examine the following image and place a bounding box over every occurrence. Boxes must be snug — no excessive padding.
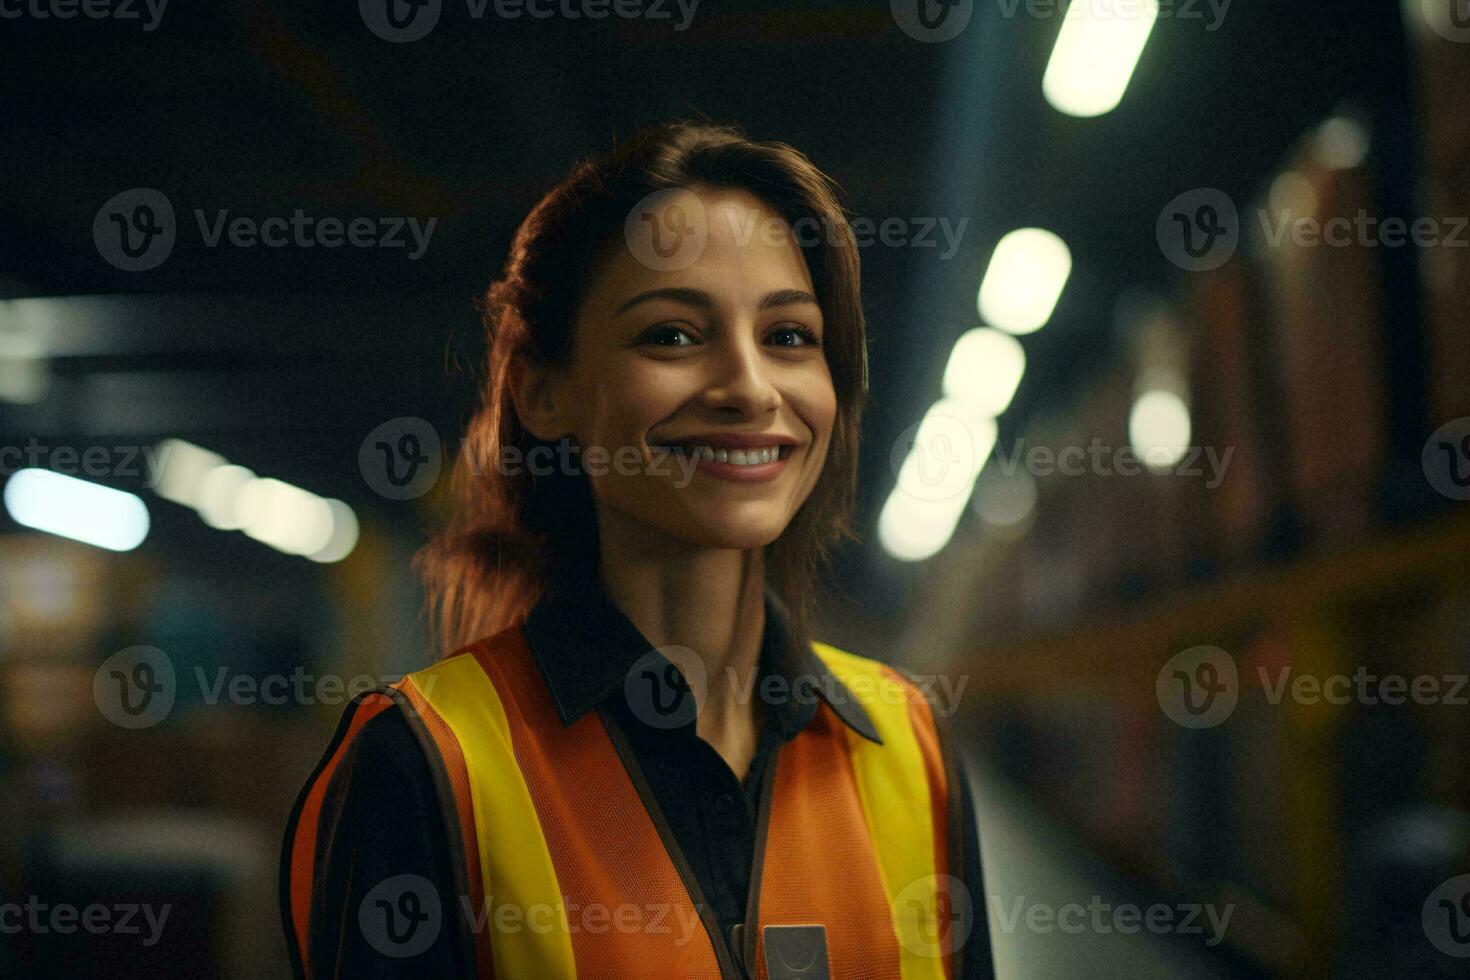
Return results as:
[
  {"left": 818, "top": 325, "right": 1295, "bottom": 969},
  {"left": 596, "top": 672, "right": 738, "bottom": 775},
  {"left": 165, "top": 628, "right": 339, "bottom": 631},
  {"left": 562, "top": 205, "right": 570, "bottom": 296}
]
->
[{"left": 520, "top": 562, "right": 882, "bottom": 746}]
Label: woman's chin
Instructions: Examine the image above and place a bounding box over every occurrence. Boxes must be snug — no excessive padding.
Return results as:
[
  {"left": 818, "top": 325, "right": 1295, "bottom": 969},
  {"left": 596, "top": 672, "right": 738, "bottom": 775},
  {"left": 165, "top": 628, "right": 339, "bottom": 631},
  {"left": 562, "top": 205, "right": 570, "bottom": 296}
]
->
[{"left": 658, "top": 510, "right": 790, "bottom": 552}]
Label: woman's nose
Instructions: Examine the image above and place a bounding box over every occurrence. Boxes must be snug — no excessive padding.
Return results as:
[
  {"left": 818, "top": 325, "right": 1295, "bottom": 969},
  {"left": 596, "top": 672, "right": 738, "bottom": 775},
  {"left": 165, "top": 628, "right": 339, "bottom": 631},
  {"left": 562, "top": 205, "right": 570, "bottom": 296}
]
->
[{"left": 699, "top": 335, "right": 781, "bottom": 416}]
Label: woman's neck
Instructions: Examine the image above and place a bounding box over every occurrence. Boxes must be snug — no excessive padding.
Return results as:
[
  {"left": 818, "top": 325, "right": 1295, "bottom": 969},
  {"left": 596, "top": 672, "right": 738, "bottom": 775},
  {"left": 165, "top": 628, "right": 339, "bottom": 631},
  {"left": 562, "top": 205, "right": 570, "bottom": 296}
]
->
[{"left": 595, "top": 515, "right": 768, "bottom": 778}]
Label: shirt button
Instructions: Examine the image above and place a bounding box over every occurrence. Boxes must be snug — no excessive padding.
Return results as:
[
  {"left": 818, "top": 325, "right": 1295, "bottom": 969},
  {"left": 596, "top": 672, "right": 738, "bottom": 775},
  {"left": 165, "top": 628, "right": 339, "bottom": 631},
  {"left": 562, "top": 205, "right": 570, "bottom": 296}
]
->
[{"left": 714, "top": 792, "right": 737, "bottom": 815}]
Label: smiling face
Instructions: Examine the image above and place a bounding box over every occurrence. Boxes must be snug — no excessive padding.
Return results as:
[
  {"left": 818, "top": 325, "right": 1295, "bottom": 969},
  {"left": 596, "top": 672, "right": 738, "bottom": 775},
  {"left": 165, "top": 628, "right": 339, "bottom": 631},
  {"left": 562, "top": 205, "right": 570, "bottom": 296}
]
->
[{"left": 515, "top": 185, "right": 838, "bottom": 555}]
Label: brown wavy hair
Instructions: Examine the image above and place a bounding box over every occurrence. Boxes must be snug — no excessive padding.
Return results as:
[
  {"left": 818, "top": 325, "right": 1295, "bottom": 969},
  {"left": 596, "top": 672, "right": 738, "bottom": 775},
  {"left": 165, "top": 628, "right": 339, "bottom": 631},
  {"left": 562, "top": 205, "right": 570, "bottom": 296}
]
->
[{"left": 415, "top": 120, "right": 869, "bottom": 657}]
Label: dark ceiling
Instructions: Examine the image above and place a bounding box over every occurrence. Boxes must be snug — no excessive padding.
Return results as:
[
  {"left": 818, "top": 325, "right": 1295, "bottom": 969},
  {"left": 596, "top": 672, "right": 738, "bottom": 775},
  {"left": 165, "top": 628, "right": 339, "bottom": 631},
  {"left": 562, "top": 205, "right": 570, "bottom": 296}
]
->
[{"left": 0, "top": 0, "right": 1418, "bottom": 599}]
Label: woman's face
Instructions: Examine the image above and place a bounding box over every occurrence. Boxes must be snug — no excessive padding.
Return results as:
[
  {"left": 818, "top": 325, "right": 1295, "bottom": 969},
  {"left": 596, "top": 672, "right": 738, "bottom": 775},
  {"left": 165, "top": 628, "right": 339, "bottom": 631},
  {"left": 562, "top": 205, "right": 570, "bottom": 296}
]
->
[{"left": 528, "top": 185, "right": 837, "bottom": 553}]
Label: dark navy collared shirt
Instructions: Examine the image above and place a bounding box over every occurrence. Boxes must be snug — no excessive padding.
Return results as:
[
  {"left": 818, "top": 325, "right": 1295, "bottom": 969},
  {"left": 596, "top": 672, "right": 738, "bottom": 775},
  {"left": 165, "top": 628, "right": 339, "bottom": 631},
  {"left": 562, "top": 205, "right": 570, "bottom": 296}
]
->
[{"left": 301, "top": 569, "right": 995, "bottom": 978}]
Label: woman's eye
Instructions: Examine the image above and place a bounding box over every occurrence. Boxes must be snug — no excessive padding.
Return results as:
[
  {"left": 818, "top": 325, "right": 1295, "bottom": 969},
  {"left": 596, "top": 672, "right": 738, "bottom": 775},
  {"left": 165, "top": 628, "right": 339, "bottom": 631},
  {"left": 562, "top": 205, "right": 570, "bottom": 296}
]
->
[
  {"left": 641, "top": 324, "right": 697, "bottom": 347},
  {"left": 769, "top": 324, "right": 822, "bottom": 348}
]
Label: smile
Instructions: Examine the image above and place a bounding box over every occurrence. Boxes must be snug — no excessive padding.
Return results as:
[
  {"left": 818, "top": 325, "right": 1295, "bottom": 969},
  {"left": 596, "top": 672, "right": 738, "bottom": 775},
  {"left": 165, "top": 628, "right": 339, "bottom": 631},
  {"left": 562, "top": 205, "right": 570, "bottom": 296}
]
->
[
  {"left": 657, "top": 444, "right": 793, "bottom": 465},
  {"left": 651, "top": 443, "right": 795, "bottom": 483}
]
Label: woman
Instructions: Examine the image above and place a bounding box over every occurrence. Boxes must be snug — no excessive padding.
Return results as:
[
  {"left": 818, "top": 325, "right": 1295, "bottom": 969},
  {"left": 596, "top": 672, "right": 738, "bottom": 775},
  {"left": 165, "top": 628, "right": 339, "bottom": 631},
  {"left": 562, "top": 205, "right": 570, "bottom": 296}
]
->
[{"left": 281, "top": 121, "right": 994, "bottom": 979}]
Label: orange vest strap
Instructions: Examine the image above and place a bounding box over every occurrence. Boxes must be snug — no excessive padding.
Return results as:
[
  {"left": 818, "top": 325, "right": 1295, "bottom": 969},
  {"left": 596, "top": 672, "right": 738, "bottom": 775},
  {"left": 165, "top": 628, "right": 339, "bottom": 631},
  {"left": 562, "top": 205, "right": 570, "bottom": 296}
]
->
[
  {"left": 279, "top": 686, "right": 487, "bottom": 980},
  {"left": 280, "top": 690, "right": 395, "bottom": 980}
]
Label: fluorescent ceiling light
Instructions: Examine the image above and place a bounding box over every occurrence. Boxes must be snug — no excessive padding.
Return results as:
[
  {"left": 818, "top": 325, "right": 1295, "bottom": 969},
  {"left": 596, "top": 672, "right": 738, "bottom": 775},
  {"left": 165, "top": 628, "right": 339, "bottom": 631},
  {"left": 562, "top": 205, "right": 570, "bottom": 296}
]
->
[
  {"left": 977, "top": 228, "right": 1073, "bottom": 335},
  {"left": 942, "top": 328, "right": 1027, "bottom": 416},
  {"left": 1128, "top": 389, "right": 1191, "bottom": 471},
  {"left": 880, "top": 404, "right": 998, "bottom": 561},
  {"left": 4, "top": 468, "right": 149, "bottom": 552},
  {"left": 1042, "top": 0, "right": 1159, "bottom": 118}
]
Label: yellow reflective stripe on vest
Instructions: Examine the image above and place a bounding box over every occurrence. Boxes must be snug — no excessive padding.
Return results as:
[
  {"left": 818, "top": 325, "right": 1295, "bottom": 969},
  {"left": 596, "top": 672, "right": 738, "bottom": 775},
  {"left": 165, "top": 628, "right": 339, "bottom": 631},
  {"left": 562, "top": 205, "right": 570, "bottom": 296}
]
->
[
  {"left": 811, "top": 642, "right": 948, "bottom": 980},
  {"left": 404, "top": 655, "right": 578, "bottom": 979}
]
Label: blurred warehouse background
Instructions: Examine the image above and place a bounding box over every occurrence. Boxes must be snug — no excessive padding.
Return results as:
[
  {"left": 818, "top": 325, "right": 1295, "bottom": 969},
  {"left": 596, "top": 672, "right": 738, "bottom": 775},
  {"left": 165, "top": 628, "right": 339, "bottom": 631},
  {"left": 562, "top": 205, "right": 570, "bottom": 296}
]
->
[{"left": 2, "top": 0, "right": 1469, "bottom": 976}]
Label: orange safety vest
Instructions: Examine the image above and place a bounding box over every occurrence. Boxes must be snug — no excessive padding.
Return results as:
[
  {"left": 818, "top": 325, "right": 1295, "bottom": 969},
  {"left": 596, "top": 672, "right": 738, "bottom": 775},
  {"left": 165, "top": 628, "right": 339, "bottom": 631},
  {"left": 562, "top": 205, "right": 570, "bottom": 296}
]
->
[{"left": 282, "top": 623, "right": 969, "bottom": 979}]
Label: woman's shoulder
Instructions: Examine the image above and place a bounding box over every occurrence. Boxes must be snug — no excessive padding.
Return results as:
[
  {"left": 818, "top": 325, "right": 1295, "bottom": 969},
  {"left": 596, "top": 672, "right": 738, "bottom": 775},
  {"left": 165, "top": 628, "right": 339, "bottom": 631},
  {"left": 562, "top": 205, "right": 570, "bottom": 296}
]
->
[
  {"left": 283, "top": 693, "right": 465, "bottom": 978},
  {"left": 293, "top": 692, "right": 443, "bottom": 831},
  {"left": 400, "top": 627, "right": 538, "bottom": 697},
  {"left": 336, "top": 697, "right": 430, "bottom": 776}
]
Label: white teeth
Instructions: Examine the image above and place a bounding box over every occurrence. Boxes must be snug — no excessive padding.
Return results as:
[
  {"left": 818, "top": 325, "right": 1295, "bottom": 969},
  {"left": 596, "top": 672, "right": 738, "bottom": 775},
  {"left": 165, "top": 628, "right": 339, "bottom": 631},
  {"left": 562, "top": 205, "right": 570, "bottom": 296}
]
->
[
  {"left": 676, "top": 445, "right": 783, "bottom": 465},
  {"left": 664, "top": 443, "right": 782, "bottom": 467}
]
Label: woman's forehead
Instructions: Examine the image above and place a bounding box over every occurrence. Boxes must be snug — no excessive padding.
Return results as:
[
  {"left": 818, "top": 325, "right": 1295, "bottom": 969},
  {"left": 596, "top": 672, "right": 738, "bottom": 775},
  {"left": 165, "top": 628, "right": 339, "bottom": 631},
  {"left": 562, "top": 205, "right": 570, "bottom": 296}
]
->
[{"left": 587, "top": 190, "right": 817, "bottom": 316}]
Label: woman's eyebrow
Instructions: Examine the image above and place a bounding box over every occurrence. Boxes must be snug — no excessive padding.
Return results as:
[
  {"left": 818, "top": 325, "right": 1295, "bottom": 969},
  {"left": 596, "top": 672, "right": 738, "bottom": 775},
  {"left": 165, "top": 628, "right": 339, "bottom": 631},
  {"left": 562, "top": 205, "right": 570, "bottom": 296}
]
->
[
  {"left": 615, "top": 287, "right": 711, "bottom": 316},
  {"left": 614, "top": 286, "right": 819, "bottom": 316},
  {"left": 757, "top": 288, "right": 820, "bottom": 311}
]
